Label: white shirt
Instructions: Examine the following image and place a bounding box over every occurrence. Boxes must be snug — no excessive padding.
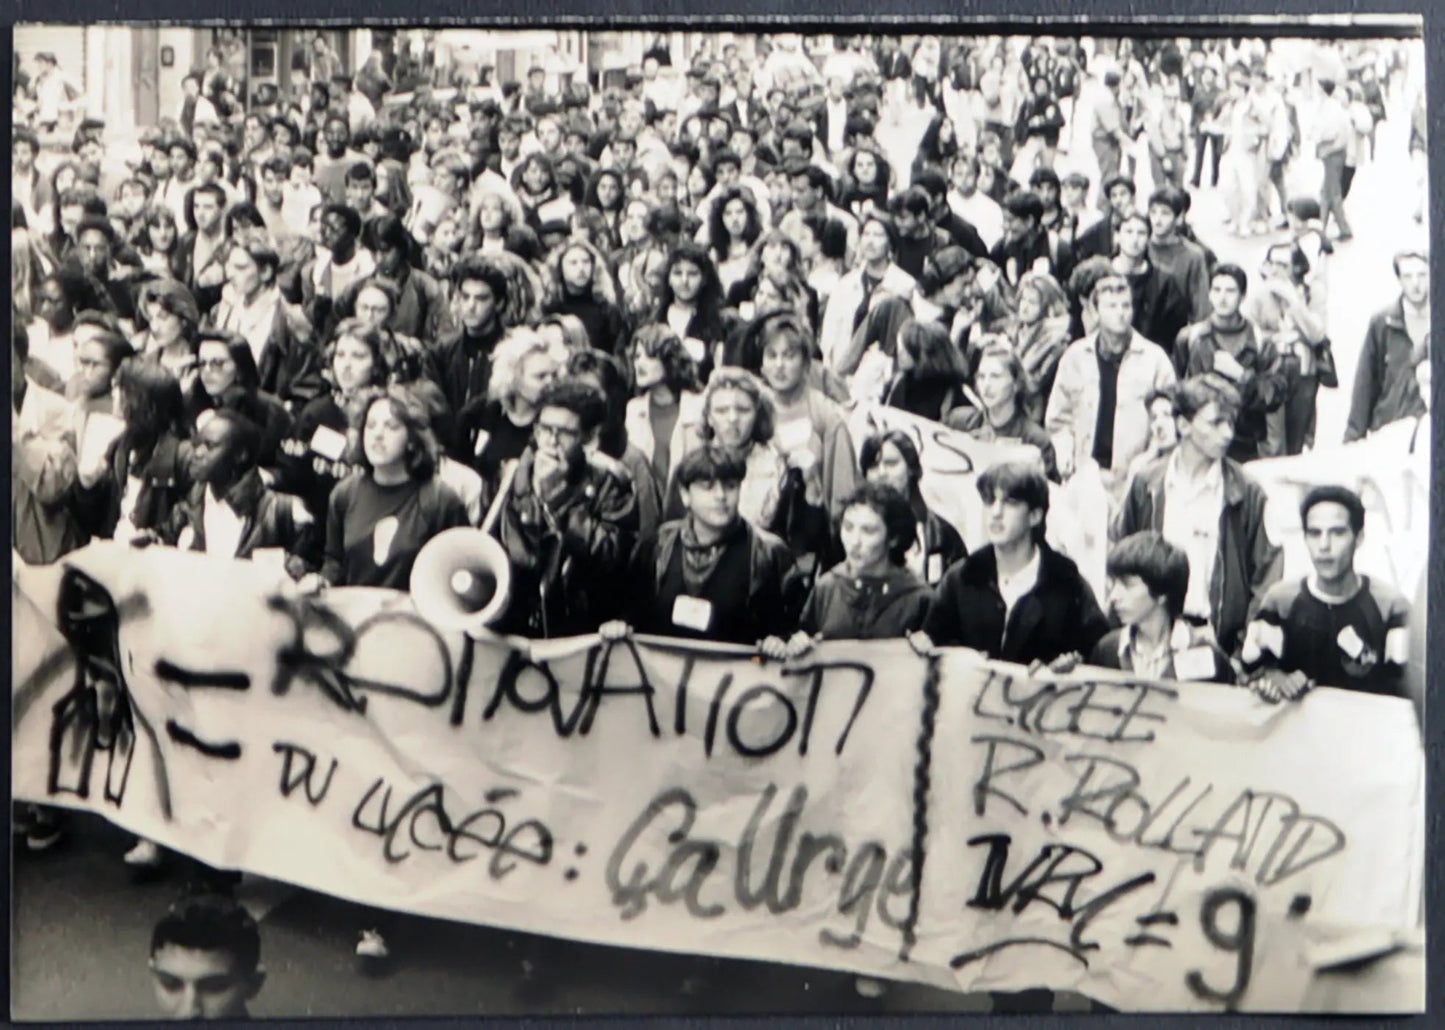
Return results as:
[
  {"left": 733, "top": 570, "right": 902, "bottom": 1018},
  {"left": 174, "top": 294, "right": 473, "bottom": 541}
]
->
[
  {"left": 825, "top": 98, "right": 849, "bottom": 155},
  {"left": 202, "top": 485, "right": 245, "bottom": 558},
  {"left": 948, "top": 189, "right": 1004, "bottom": 251},
  {"left": 997, "top": 546, "right": 1042, "bottom": 621},
  {"left": 1161, "top": 452, "right": 1224, "bottom": 622}
]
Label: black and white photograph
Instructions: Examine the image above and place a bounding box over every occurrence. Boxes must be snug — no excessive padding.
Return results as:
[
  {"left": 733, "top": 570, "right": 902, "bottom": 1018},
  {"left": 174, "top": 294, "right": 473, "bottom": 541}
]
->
[{"left": 10, "top": 20, "right": 1429, "bottom": 1020}]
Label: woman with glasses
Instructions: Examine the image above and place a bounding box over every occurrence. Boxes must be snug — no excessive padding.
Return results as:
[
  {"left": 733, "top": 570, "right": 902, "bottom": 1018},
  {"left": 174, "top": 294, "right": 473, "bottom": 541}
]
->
[{"left": 186, "top": 330, "right": 293, "bottom": 476}]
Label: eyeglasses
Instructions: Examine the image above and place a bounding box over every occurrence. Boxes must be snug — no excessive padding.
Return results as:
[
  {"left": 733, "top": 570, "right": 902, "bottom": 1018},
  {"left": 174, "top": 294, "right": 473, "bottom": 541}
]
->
[
  {"left": 198, "top": 358, "right": 234, "bottom": 371},
  {"left": 534, "top": 421, "right": 581, "bottom": 444}
]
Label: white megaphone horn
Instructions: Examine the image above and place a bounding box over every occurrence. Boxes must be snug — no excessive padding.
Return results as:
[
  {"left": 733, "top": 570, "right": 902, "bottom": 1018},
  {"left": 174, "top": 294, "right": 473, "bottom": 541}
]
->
[{"left": 409, "top": 460, "right": 518, "bottom": 635}]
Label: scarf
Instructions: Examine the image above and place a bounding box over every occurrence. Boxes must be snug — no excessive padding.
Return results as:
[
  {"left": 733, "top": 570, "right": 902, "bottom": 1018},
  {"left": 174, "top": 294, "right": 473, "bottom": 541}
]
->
[{"left": 679, "top": 517, "right": 743, "bottom": 594}]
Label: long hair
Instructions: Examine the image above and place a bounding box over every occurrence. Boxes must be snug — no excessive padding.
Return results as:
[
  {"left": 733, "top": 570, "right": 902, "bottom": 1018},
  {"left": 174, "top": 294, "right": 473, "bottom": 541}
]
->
[
  {"left": 629, "top": 322, "right": 703, "bottom": 396},
  {"left": 116, "top": 356, "right": 187, "bottom": 454},
  {"left": 543, "top": 238, "right": 619, "bottom": 309},
  {"left": 707, "top": 186, "right": 764, "bottom": 257},
  {"left": 899, "top": 320, "right": 970, "bottom": 382},
  {"left": 582, "top": 167, "right": 626, "bottom": 214},
  {"left": 137, "top": 205, "right": 181, "bottom": 258},
  {"left": 566, "top": 348, "right": 630, "bottom": 458},
  {"left": 355, "top": 385, "right": 440, "bottom": 482},
  {"left": 375, "top": 158, "right": 413, "bottom": 216},
  {"left": 652, "top": 240, "right": 724, "bottom": 324},
  {"left": 326, "top": 319, "right": 391, "bottom": 391},
  {"left": 194, "top": 329, "right": 262, "bottom": 396},
  {"left": 744, "top": 227, "right": 805, "bottom": 282}
]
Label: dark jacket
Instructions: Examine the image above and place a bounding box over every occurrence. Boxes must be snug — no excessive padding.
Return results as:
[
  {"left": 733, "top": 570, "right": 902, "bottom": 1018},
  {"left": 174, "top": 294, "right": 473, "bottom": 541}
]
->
[
  {"left": 1127, "top": 261, "right": 1194, "bottom": 356},
  {"left": 924, "top": 542, "right": 1109, "bottom": 664},
  {"left": 272, "top": 394, "right": 365, "bottom": 520},
  {"left": 336, "top": 264, "right": 453, "bottom": 342},
  {"left": 205, "top": 294, "right": 325, "bottom": 411},
  {"left": 173, "top": 231, "right": 231, "bottom": 315},
  {"left": 1113, "top": 456, "right": 1283, "bottom": 655},
  {"left": 429, "top": 322, "right": 506, "bottom": 451},
  {"left": 489, "top": 447, "right": 640, "bottom": 639},
  {"left": 1089, "top": 624, "right": 1236, "bottom": 683},
  {"left": 75, "top": 431, "right": 190, "bottom": 541},
  {"left": 627, "top": 518, "right": 796, "bottom": 644},
  {"left": 988, "top": 225, "right": 1054, "bottom": 286},
  {"left": 1175, "top": 316, "right": 1285, "bottom": 461},
  {"left": 1344, "top": 298, "right": 1428, "bottom": 443},
  {"left": 167, "top": 469, "right": 319, "bottom": 569},
  {"left": 801, "top": 564, "right": 934, "bottom": 640}
]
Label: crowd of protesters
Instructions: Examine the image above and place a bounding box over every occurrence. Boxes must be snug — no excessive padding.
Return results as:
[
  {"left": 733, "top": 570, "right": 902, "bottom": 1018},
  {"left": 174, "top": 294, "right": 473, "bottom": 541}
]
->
[{"left": 11, "top": 30, "right": 1428, "bottom": 1004}]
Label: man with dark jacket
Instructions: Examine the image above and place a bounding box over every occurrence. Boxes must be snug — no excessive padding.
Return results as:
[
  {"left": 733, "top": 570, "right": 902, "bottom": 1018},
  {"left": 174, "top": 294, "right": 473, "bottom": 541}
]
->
[
  {"left": 912, "top": 168, "right": 990, "bottom": 260},
  {"left": 988, "top": 189, "right": 1054, "bottom": 286},
  {"left": 921, "top": 461, "right": 1108, "bottom": 666},
  {"left": 1344, "top": 250, "right": 1430, "bottom": 443},
  {"left": 429, "top": 255, "right": 512, "bottom": 452},
  {"left": 487, "top": 378, "right": 639, "bottom": 639},
  {"left": 1174, "top": 263, "right": 1284, "bottom": 462},
  {"left": 606, "top": 446, "right": 797, "bottom": 645},
  {"left": 1112, "top": 212, "right": 1193, "bottom": 357},
  {"left": 887, "top": 187, "right": 953, "bottom": 279},
  {"left": 1113, "top": 375, "right": 1282, "bottom": 655}
]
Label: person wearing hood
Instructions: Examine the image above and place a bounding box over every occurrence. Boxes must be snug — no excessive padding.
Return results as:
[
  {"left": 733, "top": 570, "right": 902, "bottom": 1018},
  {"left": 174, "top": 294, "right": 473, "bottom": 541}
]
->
[{"left": 786, "top": 481, "right": 935, "bottom": 647}]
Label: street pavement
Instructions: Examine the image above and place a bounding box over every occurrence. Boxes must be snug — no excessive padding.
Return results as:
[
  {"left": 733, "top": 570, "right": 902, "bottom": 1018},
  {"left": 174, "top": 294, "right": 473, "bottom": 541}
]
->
[{"left": 11, "top": 71, "right": 1425, "bottom": 1024}]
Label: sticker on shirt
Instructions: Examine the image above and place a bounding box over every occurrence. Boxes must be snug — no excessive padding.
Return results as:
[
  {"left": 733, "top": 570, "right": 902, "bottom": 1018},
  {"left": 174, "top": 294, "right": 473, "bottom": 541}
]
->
[
  {"left": 472, "top": 429, "right": 492, "bottom": 457},
  {"left": 927, "top": 553, "right": 944, "bottom": 584},
  {"left": 672, "top": 595, "right": 713, "bottom": 632},
  {"left": 775, "top": 418, "right": 813, "bottom": 454},
  {"left": 1172, "top": 645, "right": 1217, "bottom": 683},
  {"left": 372, "top": 516, "right": 400, "bottom": 566},
  {"left": 310, "top": 424, "right": 348, "bottom": 462},
  {"left": 1336, "top": 624, "right": 1366, "bottom": 660}
]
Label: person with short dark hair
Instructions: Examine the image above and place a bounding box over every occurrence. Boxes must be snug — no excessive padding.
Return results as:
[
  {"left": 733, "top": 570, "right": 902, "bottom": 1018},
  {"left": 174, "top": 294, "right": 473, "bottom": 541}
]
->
[
  {"left": 791, "top": 481, "right": 935, "bottom": 643},
  {"left": 989, "top": 189, "right": 1052, "bottom": 285},
  {"left": 887, "top": 186, "right": 952, "bottom": 280},
  {"left": 1146, "top": 185, "right": 1211, "bottom": 322},
  {"left": 305, "top": 202, "right": 376, "bottom": 340},
  {"left": 1242, "top": 485, "right": 1410, "bottom": 699},
  {"left": 487, "top": 376, "right": 640, "bottom": 638},
  {"left": 1072, "top": 174, "right": 1136, "bottom": 266},
  {"left": 1111, "top": 211, "right": 1194, "bottom": 356},
  {"left": 149, "top": 893, "right": 266, "bottom": 1020},
  {"left": 1250, "top": 240, "right": 1333, "bottom": 456},
  {"left": 602, "top": 446, "right": 796, "bottom": 646},
  {"left": 1113, "top": 375, "right": 1282, "bottom": 654},
  {"left": 429, "top": 255, "right": 515, "bottom": 443},
  {"left": 168, "top": 408, "right": 318, "bottom": 575},
  {"left": 1089, "top": 531, "right": 1235, "bottom": 682},
  {"left": 920, "top": 461, "right": 1108, "bottom": 666},
  {"left": 1174, "top": 263, "right": 1283, "bottom": 462}
]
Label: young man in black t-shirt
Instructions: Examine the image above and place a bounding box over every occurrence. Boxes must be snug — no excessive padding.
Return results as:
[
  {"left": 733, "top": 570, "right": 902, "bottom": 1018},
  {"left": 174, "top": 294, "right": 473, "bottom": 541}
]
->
[{"left": 1241, "top": 485, "right": 1410, "bottom": 700}]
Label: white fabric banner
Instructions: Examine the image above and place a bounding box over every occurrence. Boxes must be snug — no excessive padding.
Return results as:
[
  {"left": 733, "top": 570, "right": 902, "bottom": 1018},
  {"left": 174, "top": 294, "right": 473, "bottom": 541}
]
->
[{"left": 11, "top": 543, "right": 1423, "bottom": 1012}]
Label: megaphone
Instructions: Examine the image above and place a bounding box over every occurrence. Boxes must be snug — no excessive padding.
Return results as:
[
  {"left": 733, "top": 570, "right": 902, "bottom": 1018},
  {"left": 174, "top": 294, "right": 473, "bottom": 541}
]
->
[{"left": 409, "top": 528, "right": 512, "bottom": 635}]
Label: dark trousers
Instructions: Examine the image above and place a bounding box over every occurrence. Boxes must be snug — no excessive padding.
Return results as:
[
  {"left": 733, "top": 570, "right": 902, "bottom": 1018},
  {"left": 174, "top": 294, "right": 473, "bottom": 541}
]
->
[
  {"left": 1320, "top": 150, "right": 1352, "bottom": 237},
  {"left": 1192, "top": 132, "right": 1224, "bottom": 187}
]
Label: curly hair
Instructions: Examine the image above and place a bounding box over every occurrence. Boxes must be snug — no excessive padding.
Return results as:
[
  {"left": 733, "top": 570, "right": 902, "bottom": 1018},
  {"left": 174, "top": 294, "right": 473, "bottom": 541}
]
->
[
  {"left": 326, "top": 319, "right": 391, "bottom": 390},
  {"left": 652, "top": 240, "right": 724, "bottom": 322},
  {"left": 698, "top": 366, "right": 776, "bottom": 448},
  {"left": 629, "top": 322, "right": 703, "bottom": 396},
  {"left": 707, "top": 186, "right": 764, "bottom": 258},
  {"left": 355, "top": 385, "right": 441, "bottom": 482},
  {"left": 840, "top": 482, "right": 919, "bottom": 567},
  {"left": 486, "top": 327, "right": 570, "bottom": 405}
]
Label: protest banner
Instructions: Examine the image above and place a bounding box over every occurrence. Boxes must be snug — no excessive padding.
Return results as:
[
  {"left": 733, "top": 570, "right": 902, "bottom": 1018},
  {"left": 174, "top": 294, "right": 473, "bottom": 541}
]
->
[
  {"left": 12, "top": 543, "right": 1424, "bottom": 1012},
  {"left": 846, "top": 403, "right": 1109, "bottom": 597},
  {"left": 1245, "top": 417, "right": 1430, "bottom": 599}
]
